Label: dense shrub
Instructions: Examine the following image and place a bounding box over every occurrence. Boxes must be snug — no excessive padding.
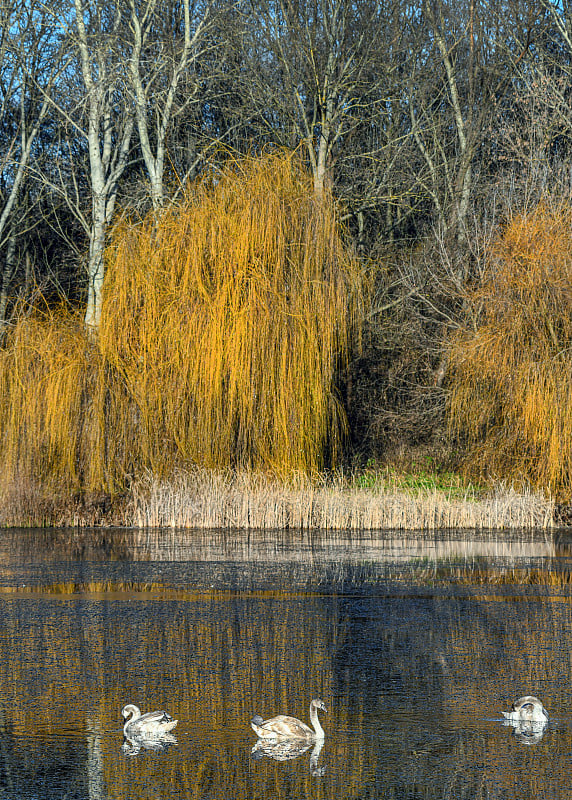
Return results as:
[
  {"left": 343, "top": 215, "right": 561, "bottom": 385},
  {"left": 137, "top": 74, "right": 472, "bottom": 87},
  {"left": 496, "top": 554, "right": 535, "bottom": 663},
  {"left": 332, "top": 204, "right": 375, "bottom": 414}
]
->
[{"left": 448, "top": 202, "right": 572, "bottom": 499}]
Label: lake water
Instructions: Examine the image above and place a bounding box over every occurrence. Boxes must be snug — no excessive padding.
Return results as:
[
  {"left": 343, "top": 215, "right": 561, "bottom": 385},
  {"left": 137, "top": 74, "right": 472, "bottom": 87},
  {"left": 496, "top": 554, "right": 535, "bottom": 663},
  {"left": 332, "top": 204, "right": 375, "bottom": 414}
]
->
[{"left": 0, "top": 527, "right": 571, "bottom": 799}]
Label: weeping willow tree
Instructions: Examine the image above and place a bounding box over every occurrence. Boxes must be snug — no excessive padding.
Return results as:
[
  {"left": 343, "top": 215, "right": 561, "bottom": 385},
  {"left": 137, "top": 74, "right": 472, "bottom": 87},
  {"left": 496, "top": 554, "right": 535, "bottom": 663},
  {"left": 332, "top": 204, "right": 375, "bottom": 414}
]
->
[
  {"left": 100, "top": 151, "right": 366, "bottom": 476},
  {"left": 447, "top": 202, "right": 572, "bottom": 500},
  {"left": 0, "top": 152, "right": 367, "bottom": 494}
]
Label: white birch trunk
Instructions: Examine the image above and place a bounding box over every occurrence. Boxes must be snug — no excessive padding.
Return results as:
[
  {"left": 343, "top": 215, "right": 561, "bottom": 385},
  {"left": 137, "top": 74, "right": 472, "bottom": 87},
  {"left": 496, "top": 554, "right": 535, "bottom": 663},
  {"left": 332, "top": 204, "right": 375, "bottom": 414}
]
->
[
  {"left": 129, "top": 0, "right": 209, "bottom": 209},
  {"left": 74, "top": 0, "right": 134, "bottom": 329}
]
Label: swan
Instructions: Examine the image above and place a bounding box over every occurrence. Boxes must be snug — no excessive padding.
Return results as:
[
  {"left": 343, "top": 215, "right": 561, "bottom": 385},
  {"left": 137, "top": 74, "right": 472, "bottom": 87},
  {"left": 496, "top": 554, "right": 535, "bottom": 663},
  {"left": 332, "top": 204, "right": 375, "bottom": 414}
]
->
[
  {"left": 501, "top": 696, "right": 548, "bottom": 723},
  {"left": 121, "top": 704, "right": 178, "bottom": 737},
  {"left": 251, "top": 698, "right": 327, "bottom": 740}
]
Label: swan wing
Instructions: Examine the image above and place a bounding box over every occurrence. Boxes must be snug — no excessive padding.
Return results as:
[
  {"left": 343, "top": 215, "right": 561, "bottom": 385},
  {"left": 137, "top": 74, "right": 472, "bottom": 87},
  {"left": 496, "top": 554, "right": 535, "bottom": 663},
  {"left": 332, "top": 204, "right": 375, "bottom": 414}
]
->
[
  {"left": 139, "top": 710, "right": 175, "bottom": 725},
  {"left": 129, "top": 710, "right": 178, "bottom": 734}
]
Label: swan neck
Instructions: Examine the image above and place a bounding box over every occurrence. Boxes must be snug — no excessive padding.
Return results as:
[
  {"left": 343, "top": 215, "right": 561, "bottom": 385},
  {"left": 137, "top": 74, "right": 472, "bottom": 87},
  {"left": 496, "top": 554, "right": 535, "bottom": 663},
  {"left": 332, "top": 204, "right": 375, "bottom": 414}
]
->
[
  {"left": 309, "top": 704, "right": 324, "bottom": 738},
  {"left": 123, "top": 706, "right": 140, "bottom": 734}
]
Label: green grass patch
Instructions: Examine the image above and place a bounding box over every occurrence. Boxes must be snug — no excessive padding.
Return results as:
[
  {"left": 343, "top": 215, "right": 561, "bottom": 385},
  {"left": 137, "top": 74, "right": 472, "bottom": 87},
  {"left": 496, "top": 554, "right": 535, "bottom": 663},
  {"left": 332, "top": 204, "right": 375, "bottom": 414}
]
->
[{"left": 351, "top": 459, "right": 485, "bottom": 498}]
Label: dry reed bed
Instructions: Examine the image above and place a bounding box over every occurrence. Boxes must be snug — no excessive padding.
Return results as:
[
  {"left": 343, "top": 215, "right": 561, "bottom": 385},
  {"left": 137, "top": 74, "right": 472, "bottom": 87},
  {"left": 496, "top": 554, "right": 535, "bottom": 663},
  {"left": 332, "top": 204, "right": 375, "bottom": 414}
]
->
[{"left": 130, "top": 470, "right": 555, "bottom": 530}]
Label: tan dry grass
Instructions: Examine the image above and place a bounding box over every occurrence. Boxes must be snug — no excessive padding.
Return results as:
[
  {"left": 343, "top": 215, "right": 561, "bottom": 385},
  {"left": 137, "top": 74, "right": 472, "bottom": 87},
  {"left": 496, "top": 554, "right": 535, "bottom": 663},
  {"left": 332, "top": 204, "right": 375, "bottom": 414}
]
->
[{"left": 129, "top": 468, "right": 554, "bottom": 530}]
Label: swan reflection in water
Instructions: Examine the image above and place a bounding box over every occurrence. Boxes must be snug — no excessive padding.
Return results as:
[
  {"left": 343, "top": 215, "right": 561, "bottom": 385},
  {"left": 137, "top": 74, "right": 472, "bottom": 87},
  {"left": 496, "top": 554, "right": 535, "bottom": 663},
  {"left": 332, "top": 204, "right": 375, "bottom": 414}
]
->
[
  {"left": 501, "top": 696, "right": 549, "bottom": 744},
  {"left": 121, "top": 732, "right": 178, "bottom": 757},
  {"left": 502, "top": 718, "right": 548, "bottom": 744},
  {"left": 251, "top": 737, "right": 326, "bottom": 775}
]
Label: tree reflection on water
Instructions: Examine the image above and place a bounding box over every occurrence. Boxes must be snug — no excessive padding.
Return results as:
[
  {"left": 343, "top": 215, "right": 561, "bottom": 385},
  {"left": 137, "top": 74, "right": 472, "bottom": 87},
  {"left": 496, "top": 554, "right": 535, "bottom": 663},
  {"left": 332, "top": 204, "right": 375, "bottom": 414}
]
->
[{"left": 0, "top": 527, "right": 569, "bottom": 799}]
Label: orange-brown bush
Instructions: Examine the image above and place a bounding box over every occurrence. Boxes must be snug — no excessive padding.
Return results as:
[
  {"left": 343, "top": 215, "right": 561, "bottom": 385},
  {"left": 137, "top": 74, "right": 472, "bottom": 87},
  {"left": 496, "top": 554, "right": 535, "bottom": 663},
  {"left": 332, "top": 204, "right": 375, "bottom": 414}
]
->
[
  {"left": 0, "top": 152, "right": 367, "bottom": 495},
  {"left": 447, "top": 201, "right": 572, "bottom": 499}
]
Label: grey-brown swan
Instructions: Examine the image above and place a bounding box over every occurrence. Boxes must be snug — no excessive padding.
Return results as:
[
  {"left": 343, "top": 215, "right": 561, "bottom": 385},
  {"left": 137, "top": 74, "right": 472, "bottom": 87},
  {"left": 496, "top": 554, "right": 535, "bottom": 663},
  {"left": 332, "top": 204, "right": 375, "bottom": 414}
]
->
[
  {"left": 251, "top": 699, "right": 327, "bottom": 740},
  {"left": 501, "top": 696, "right": 548, "bottom": 723},
  {"left": 121, "top": 704, "right": 178, "bottom": 737}
]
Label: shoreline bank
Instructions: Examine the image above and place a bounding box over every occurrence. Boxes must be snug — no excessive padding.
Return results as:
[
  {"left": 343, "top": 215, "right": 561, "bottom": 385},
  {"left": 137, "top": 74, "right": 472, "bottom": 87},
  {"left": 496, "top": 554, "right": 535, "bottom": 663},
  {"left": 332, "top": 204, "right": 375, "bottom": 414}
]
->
[{"left": 0, "top": 469, "right": 557, "bottom": 530}]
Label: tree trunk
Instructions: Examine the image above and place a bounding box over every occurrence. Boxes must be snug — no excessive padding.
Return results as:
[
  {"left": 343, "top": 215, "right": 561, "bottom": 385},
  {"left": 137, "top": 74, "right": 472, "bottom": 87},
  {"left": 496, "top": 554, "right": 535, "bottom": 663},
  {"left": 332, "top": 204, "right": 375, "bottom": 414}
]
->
[{"left": 84, "top": 193, "right": 107, "bottom": 329}]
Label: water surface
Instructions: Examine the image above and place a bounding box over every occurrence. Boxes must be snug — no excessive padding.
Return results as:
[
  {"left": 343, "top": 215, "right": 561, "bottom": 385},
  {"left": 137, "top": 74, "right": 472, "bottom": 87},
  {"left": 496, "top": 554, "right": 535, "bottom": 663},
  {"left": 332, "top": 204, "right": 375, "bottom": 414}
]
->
[{"left": 0, "top": 527, "right": 571, "bottom": 799}]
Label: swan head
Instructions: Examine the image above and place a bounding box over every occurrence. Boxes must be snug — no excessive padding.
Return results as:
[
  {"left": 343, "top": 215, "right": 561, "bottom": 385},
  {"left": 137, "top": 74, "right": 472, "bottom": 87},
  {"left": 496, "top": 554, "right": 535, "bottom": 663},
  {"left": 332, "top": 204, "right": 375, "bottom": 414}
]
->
[
  {"left": 311, "top": 699, "right": 327, "bottom": 714},
  {"left": 121, "top": 704, "right": 140, "bottom": 721}
]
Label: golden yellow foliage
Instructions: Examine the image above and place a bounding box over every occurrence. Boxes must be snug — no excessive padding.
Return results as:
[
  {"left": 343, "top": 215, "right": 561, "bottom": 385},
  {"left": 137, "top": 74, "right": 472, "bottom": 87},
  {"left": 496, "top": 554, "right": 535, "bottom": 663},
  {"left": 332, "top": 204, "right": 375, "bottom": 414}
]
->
[
  {"left": 448, "top": 201, "right": 572, "bottom": 499},
  {"left": 99, "top": 151, "right": 366, "bottom": 477},
  {"left": 0, "top": 152, "right": 367, "bottom": 493},
  {"left": 0, "top": 309, "right": 105, "bottom": 489}
]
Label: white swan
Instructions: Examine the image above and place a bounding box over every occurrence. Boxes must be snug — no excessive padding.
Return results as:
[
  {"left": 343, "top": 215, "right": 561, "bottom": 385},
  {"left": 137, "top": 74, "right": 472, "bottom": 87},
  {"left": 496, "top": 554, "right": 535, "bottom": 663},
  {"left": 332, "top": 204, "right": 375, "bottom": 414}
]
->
[
  {"left": 251, "top": 699, "right": 327, "bottom": 740},
  {"left": 121, "top": 704, "right": 178, "bottom": 736},
  {"left": 502, "top": 696, "right": 548, "bottom": 723}
]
